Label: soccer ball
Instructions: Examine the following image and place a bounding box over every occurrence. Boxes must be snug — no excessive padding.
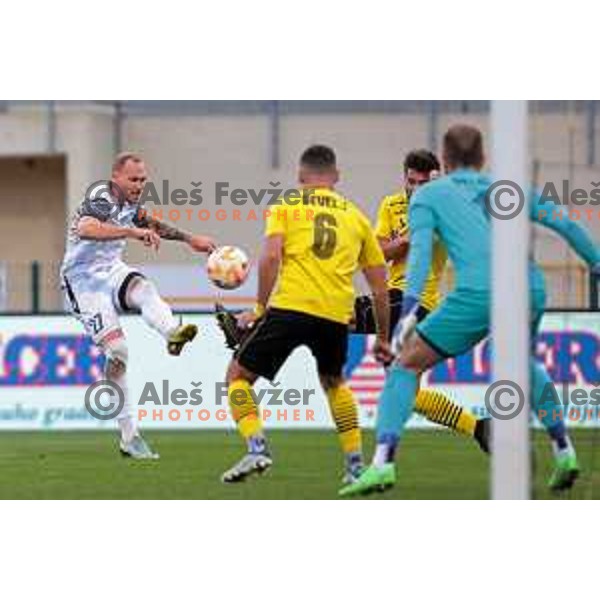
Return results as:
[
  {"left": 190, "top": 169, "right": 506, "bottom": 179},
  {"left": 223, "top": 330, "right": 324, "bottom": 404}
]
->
[{"left": 206, "top": 245, "right": 250, "bottom": 290}]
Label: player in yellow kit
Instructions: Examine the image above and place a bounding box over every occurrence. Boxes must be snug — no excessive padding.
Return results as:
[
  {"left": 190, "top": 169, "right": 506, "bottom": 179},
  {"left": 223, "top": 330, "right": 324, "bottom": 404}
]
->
[
  {"left": 352, "top": 150, "right": 489, "bottom": 452},
  {"left": 221, "top": 145, "right": 392, "bottom": 484}
]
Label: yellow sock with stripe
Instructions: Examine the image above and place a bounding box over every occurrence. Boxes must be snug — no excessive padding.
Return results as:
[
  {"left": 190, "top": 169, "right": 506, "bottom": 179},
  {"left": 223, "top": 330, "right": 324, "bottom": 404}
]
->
[
  {"left": 326, "top": 384, "right": 363, "bottom": 473},
  {"left": 414, "top": 388, "right": 476, "bottom": 437},
  {"left": 228, "top": 379, "right": 266, "bottom": 452}
]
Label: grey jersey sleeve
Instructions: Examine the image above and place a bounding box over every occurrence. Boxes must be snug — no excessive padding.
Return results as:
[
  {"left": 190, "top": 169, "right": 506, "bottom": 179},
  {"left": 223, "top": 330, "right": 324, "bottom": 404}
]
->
[{"left": 80, "top": 196, "right": 115, "bottom": 222}]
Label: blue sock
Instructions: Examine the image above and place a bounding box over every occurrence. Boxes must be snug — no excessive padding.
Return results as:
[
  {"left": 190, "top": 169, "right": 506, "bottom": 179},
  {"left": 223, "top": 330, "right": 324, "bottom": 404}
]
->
[
  {"left": 547, "top": 421, "right": 569, "bottom": 452},
  {"left": 345, "top": 452, "right": 363, "bottom": 477},
  {"left": 374, "top": 364, "right": 418, "bottom": 464},
  {"left": 530, "top": 359, "right": 569, "bottom": 450},
  {"left": 248, "top": 435, "right": 267, "bottom": 455}
]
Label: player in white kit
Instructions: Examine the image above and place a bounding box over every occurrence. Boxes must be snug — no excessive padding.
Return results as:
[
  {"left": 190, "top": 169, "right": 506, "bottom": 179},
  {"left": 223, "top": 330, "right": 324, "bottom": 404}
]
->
[{"left": 61, "top": 152, "right": 215, "bottom": 458}]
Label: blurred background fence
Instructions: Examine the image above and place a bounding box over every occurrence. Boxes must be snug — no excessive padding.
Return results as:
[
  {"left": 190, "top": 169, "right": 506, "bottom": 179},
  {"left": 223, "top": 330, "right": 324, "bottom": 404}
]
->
[{"left": 0, "top": 100, "right": 598, "bottom": 312}]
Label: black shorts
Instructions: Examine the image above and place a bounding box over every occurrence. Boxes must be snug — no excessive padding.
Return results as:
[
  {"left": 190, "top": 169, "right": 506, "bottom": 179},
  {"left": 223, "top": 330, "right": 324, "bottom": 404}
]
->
[
  {"left": 353, "top": 288, "right": 430, "bottom": 340},
  {"left": 235, "top": 308, "right": 348, "bottom": 381}
]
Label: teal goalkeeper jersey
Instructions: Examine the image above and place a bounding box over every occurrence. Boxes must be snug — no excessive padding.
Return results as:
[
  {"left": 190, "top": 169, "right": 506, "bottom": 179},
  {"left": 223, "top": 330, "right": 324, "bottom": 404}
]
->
[
  {"left": 406, "top": 168, "right": 600, "bottom": 300},
  {"left": 407, "top": 169, "right": 493, "bottom": 295}
]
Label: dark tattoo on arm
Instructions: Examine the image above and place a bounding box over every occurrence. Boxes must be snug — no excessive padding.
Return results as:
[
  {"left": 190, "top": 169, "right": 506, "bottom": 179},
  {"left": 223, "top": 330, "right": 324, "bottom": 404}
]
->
[{"left": 146, "top": 217, "right": 190, "bottom": 242}]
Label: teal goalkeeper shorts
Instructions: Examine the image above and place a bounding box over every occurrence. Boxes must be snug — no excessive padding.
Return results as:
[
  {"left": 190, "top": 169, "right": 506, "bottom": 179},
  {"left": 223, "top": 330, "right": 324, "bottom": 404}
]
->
[{"left": 416, "top": 287, "right": 546, "bottom": 358}]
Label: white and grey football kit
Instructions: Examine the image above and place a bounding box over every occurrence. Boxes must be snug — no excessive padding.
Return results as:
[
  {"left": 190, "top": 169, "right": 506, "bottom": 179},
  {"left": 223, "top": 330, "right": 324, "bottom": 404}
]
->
[
  {"left": 61, "top": 192, "right": 146, "bottom": 342},
  {"left": 61, "top": 190, "right": 188, "bottom": 458}
]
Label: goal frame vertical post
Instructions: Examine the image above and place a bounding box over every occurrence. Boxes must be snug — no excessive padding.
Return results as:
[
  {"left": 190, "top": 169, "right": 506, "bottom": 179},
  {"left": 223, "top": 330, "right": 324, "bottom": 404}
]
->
[{"left": 491, "top": 100, "right": 531, "bottom": 500}]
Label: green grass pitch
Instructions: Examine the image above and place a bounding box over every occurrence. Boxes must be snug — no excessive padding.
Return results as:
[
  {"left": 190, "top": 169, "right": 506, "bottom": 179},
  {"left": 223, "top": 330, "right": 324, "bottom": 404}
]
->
[{"left": 0, "top": 429, "right": 598, "bottom": 499}]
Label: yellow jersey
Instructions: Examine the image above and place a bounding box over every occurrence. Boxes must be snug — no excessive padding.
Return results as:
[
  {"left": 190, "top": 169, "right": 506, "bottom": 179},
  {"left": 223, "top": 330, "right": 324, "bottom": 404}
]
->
[
  {"left": 375, "top": 189, "right": 447, "bottom": 311},
  {"left": 265, "top": 187, "right": 385, "bottom": 324}
]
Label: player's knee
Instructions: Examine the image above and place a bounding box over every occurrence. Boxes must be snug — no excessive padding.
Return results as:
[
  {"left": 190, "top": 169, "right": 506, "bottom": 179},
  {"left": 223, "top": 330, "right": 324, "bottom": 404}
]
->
[
  {"left": 226, "top": 359, "right": 256, "bottom": 386},
  {"left": 319, "top": 374, "right": 343, "bottom": 391},
  {"left": 131, "top": 275, "right": 152, "bottom": 295},
  {"left": 397, "top": 337, "right": 424, "bottom": 374},
  {"left": 398, "top": 333, "right": 437, "bottom": 374},
  {"left": 126, "top": 276, "right": 155, "bottom": 307},
  {"left": 226, "top": 360, "right": 242, "bottom": 384},
  {"left": 104, "top": 337, "right": 129, "bottom": 378}
]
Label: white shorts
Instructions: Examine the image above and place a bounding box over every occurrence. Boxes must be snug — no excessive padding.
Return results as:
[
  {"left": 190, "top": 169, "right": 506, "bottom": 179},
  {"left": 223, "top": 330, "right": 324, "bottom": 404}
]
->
[{"left": 62, "top": 262, "right": 145, "bottom": 343}]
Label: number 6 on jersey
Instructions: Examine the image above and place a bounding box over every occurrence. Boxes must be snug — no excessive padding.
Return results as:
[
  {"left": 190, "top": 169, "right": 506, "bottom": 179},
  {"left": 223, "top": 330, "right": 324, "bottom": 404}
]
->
[{"left": 312, "top": 213, "right": 338, "bottom": 259}]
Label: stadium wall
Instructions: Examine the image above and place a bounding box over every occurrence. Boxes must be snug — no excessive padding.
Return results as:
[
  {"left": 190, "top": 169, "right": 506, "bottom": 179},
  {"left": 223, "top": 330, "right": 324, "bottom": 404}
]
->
[{"left": 0, "top": 102, "right": 598, "bottom": 309}]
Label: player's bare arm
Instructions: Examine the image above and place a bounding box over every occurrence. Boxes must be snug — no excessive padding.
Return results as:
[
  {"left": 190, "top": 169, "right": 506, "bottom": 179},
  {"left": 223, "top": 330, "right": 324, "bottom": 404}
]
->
[
  {"left": 256, "top": 234, "right": 283, "bottom": 307},
  {"left": 138, "top": 214, "right": 216, "bottom": 253},
  {"left": 378, "top": 235, "right": 410, "bottom": 262},
  {"left": 362, "top": 264, "right": 392, "bottom": 363},
  {"left": 237, "top": 233, "right": 283, "bottom": 329},
  {"left": 77, "top": 216, "right": 160, "bottom": 249}
]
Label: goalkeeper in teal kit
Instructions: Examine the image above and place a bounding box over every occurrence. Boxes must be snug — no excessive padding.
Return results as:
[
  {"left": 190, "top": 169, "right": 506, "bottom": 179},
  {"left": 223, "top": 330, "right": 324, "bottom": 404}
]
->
[{"left": 341, "top": 124, "right": 600, "bottom": 496}]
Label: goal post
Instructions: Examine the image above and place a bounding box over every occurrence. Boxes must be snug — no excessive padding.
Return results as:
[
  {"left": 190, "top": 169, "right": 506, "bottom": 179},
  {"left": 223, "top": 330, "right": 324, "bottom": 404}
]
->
[{"left": 490, "top": 100, "right": 531, "bottom": 499}]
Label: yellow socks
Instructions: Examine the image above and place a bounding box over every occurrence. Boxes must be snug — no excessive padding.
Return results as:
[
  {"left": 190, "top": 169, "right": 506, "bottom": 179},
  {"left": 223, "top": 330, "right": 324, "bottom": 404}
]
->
[
  {"left": 326, "top": 384, "right": 362, "bottom": 461},
  {"left": 228, "top": 379, "right": 264, "bottom": 442},
  {"left": 414, "top": 388, "right": 477, "bottom": 437}
]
